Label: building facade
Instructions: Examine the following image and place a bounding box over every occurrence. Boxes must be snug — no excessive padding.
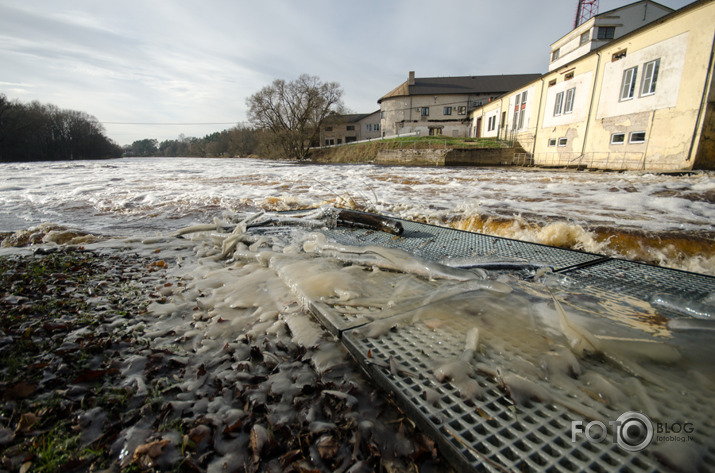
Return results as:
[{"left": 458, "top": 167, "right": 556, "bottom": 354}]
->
[
  {"left": 378, "top": 72, "right": 541, "bottom": 138},
  {"left": 470, "top": 0, "right": 715, "bottom": 171},
  {"left": 320, "top": 111, "right": 381, "bottom": 146},
  {"left": 549, "top": 1, "right": 674, "bottom": 72}
]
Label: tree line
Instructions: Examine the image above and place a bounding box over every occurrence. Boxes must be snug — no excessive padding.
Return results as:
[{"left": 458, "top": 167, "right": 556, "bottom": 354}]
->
[
  {"left": 2, "top": 74, "right": 345, "bottom": 162},
  {"left": 124, "top": 125, "right": 265, "bottom": 158},
  {"left": 130, "top": 74, "right": 345, "bottom": 160},
  {"left": 0, "top": 94, "right": 123, "bottom": 162}
]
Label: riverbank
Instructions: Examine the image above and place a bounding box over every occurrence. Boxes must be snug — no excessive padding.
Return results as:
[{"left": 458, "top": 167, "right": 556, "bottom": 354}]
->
[{"left": 0, "top": 233, "right": 453, "bottom": 472}]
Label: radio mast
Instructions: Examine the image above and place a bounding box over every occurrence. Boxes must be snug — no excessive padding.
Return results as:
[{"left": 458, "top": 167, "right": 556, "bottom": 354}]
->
[{"left": 574, "top": 0, "right": 599, "bottom": 28}]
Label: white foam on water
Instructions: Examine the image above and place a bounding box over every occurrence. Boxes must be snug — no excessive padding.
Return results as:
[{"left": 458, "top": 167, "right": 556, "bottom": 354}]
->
[{"left": 1, "top": 157, "right": 714, "bottom": 274}]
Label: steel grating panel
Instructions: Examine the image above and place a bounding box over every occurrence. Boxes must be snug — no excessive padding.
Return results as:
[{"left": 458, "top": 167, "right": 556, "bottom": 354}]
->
[
  {"left": 259, "top": 212, "right": 715, "bottom": 473},
  {"left": 562, "top": 258, "right": 715, "bottom": 304},
  {"left": 319, "top": 219, "right": 604, "bottom": 272},
  {"left": 337, "top": 301, "right": 715, "bottom": 473}
]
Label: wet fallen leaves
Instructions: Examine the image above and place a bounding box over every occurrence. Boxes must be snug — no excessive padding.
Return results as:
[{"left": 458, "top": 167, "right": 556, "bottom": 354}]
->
[
  {"left": 0, "top": 247, "right": 166, "bottom": 472},
  {"left": 0, "top": 247, "right": 454, "bottom": 473}
]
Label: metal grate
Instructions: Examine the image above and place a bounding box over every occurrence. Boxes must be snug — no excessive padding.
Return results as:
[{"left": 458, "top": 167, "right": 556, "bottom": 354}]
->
[
  {"left": 324, "top": 219, "right": 604, "bottom": 272},
  {"left": 257, "top": 213, "right": 715, "bottom": 473}
]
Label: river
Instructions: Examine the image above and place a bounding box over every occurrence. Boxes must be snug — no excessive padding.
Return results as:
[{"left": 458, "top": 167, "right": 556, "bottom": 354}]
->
[{"left": 1, "top": 157, "right": 714, "bottom": 275}]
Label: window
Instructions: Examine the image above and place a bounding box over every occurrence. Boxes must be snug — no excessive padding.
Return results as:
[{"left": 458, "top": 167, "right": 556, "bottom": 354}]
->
[
  {"left": 597, "top": 26, "right": 615, "bottom": 40},
  {"left": 487, "top": 116, "right": 497, "bottom": 132},
  {"left": 366, "top": 124, "right": 372, "bottom": 132},
  {"left": 580, "top": 31, "right": 590, "bottom": 45},
  {"left": 346, "top": 125, "right": 355, "bottom": 131},
  {"left": 564, "top": 87, "right": 576, "bottom": 114},
  {"left": 513, "top": 92, "right": 527, "bottom": 130},
  {"left": 629, "top": 131, "right": 646, "bottom": 143},
  {"left": 558, "top": 138, "right": 568, "bottom": 147},
  {"left": 374, "top": 123, "right": 380, "bottom": 131},
  {"left": 548, "top": 138, "right": 557, "bottom": 147},
  {"left": 457, "top": 106, "right": 467, "bottom": 115},
  {"left": 326, "top": 126, "right": 333, "bottom": 132},
  {"left": 612, "top": 49, "right": 627, "bottom": 61},
  {"left": 381, "top": 111, "right": 386, "bottom": 118},
  {"left": 565, "top": 71, "right": 574, "bottom": 81},
  {"left": 553, "top": 91, "right": 564, "bottom": 116},
  {"left": 548, "top": 79, "right": 557, "bottom": 87},
  {"left": 429, "top": 127, "right": 442, "bottom": 136},
  {"left": 444, "top": 106, "right": 452, "bottom": 115},
  {"left": 620, "top": 66, "right": 638, "bottom": 101},
  {"left": 552, "top": 48, "right": 560, "bottom": 62},
  {"left": 640, "top": 58, "right": 660, "bottom": 96},
  {"left": 420, "top": 107, "right": 429, "bottom": 116},
  {"left": 611, "top": 133, "right": 625, "bottom": 144}
]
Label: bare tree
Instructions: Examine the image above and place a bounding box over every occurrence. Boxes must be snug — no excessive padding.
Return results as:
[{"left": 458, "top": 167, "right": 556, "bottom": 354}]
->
[{"left": 246, "top": 74, "right": 344, "bottom": 160}]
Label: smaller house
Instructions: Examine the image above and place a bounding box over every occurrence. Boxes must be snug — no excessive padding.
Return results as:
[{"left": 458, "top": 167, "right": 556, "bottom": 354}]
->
[{"left": 320, "top": 111, "right": 381, "bottom": 146}]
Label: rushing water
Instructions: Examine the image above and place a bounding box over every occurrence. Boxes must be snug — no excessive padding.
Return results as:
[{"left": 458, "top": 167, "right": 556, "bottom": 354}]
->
[{"left": 1, "top": 157, "right": 715, "bottom": 275}]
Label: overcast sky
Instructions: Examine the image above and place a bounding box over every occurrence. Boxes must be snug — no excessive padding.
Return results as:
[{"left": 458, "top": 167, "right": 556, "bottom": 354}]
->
[{"left": 0, "top": 0, "right": 695, "bottom": 146}]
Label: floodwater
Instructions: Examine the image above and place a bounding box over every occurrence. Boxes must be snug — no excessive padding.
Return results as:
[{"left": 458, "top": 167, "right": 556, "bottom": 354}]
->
[
  {"left": 2, "top": 156, "right": 715, "bottom": 470},
  {"left": 1, "top": 157, "right": 714, "bottom": 275}
]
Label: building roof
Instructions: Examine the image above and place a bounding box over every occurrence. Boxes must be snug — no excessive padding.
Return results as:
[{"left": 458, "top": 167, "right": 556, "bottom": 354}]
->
[
  {"left": 323, "top": 110, "right": 380, "bottom": 125},
  {"left": 378, "top": 73, "right": 542, "bottom": 103},
  {"left": 551, "top": 0, "right": 707, "bottom": 72},
  {"left": 551, "top": 0, "right": 675, "bottom": 47}
]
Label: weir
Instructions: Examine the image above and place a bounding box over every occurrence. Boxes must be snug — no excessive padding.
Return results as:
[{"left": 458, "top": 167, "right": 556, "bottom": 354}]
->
[{"left": 249, "top": 212, "right": 715, "bottom": 473}]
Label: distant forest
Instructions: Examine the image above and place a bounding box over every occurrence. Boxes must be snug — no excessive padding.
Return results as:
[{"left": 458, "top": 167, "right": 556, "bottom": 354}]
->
[
  {"left": 125, "top": 125, "right": 266, "bottom": 158},
  {"left": 0, "top": 94, "right": 123, "bottom": 162},
  {"left": 0, "top": 94, "right": 295, "bottom": 162}
]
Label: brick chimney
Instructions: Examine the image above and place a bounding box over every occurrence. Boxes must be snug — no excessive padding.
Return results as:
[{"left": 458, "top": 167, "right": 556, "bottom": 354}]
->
[{"left": 408, "top": 71, "right": 415, "bottom": 86}]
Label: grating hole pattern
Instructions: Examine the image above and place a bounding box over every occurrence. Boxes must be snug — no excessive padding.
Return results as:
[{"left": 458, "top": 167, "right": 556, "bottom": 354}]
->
[
  {"left": 340, "top": 307, "right": 715, "bottom": 473},
  {"left": 265, "top": 216, "right": 715, "bottom": 473}
]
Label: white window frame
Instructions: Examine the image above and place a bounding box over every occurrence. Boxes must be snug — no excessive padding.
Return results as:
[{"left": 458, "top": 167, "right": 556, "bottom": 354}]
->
[
  {"left": 610, "top": 133, "right": 625, "bottom": 144},
  {"left": 553, "top": 91, "right": 564, "bottom": 116},
  {"left": 564, "top": 87, "right": 576, "bottom": 114},
  {"left": 548, "top": 138, "right": 557, "bottom": 147},
  {"left": 444, "top": 106, "right": 452, "bottom": 115},
  {"left": 629, "top": 131, "right": 646, "bottom": 143},
  {"left": 512, "top": 93, "right": 521, "bottom": 130},
  {"left": 640, "top": 58, "right": 660, "bottom": 96},
  {"left": 580, "top": 31, "right": 590, "bottom": 45},
  {"left": 620, "top": 66, "right": 638, "bottom": 101},
  {"left": 558, "top": 138, "right": 568, "bottom": 147},
  {"left": 487, "top": 116, "right": 496, "bottom": 132}
]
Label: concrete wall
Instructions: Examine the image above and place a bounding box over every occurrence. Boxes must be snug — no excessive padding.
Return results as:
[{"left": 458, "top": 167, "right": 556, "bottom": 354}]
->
[{"left": 374, "top": 148, "right": 514, "bottom": 166}]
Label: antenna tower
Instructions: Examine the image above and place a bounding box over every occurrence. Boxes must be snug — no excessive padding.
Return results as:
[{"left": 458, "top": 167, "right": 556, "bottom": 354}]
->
[{"left": 574, "top": 0, "right": 599, "bottom": 29}]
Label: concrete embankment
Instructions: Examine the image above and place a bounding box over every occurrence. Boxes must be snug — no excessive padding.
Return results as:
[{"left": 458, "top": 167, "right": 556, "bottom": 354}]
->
[
  {"left": 309, "top": 143, "right": 520, "bottom": 166},
  {"left": 374, "top": 148, "right": 517, "bottom": 166}
]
